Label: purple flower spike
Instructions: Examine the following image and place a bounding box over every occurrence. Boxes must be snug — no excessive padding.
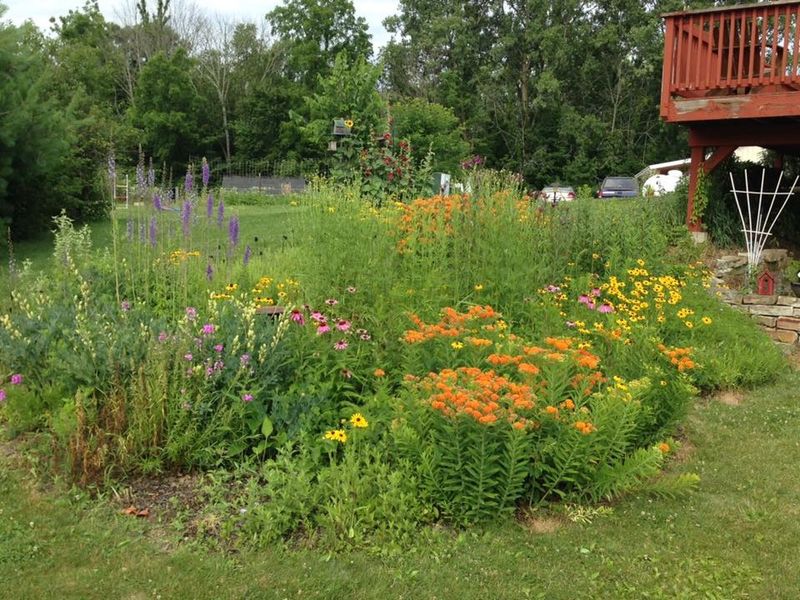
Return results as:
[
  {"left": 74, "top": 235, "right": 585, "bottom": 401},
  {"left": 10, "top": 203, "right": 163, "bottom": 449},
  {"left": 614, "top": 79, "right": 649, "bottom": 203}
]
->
[
  {"left": 202, "top": 158, "right": 210, "bottom": 187},
  {"left": 217, "top": 200, "right": 225, "bottom": 227},
  {"left": 149, "top": 217, "right": 157, "bottom": 247},
  {"left": 126, "top": 219, "right": 134, "bottom": 241},
  {"left": 228, "top": 215, "right": 240, "bottom": 247},
  {"left": 147, "top": 158, "right": 155, "bottom": 187},
  {"left": 185, "top": 166, "right": 194, "bottom": 193},
  {"left": 243, "top": 244, "right": 252, "bottom": 266},
  {"left": 206, "top": 263, "right": 214, "bottom": 281},
  {"left": 206, "top": 193, "right": 214, "bottom": 219},
  {"left": 153, "top": 194, "right": 162, "bottom": 211},
  {"left": 181, "top": 199, "right": 192, "bottom": 237}
]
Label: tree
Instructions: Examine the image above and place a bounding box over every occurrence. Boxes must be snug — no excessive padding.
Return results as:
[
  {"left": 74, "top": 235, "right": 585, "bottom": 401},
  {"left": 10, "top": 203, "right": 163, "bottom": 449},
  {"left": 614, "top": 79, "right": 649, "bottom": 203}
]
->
[
  {"left": 390, "top": 98, "right": 470, "bottom": 172},
  {"left": 129, "top": 48, "right": 202, "bottom": 172},
  {"left": 267, "top": 0, "right": 372, "bottom": 87}
]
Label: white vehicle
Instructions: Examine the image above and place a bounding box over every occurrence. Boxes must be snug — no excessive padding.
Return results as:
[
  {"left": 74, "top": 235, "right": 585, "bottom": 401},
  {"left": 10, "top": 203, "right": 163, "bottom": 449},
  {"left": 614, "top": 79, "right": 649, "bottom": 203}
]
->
[{"left": 643, "top": 170, "right": 684, "bottom": 196}]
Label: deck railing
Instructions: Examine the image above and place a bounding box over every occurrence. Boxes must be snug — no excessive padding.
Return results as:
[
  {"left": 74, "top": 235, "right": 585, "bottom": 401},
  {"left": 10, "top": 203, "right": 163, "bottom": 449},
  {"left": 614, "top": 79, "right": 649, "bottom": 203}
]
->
[{"left": 662, "top": 0, "right": 800, "bottom": 102}]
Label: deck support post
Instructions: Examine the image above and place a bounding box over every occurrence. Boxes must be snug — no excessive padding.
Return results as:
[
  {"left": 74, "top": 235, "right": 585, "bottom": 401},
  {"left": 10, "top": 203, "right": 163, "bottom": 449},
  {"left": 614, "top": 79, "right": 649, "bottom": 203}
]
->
[{"left": 686, "top": 143, "right": 736, "bottom": 231}]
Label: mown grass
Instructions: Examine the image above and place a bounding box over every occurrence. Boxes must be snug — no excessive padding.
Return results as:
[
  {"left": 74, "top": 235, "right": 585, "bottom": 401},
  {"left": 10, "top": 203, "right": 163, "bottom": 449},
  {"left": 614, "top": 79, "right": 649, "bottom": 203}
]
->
[{"left": 2, "top": 369, "right": 799, "bottom": 599}]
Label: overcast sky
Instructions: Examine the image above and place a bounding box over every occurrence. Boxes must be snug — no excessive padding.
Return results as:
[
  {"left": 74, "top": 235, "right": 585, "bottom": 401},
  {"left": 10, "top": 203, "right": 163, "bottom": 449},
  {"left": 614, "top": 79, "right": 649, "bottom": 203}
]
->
[{"left": 2, "top": 0, "right": 400, "bottom": 47}]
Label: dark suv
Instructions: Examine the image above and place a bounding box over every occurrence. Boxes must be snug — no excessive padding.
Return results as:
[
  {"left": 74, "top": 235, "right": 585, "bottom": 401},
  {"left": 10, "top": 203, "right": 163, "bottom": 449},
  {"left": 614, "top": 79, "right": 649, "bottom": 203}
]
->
[{"left": 597, "top": 176, "right": 639, "bottom": 199}]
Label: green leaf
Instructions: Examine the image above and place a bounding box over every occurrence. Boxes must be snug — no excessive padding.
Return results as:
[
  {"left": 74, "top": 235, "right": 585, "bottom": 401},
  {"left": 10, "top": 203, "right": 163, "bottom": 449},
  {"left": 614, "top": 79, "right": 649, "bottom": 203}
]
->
[{"left": 261, "top": 416, "right": 274, "bottom": 439}]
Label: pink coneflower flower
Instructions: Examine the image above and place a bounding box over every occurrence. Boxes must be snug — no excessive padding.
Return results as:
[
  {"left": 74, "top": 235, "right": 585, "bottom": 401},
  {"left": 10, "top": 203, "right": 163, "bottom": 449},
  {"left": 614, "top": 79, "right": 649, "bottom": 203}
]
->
[
  {"left": 10, "top": 374, "right": 23, "bottom": 385},
  {"left": 213, "top": 360, "right": 224, "bottom": 371},
  {"left": 334, "top": 339, "right": 348, "bottom": 351},
  {"left": 184, "top": 353, "right": 193, "bottom": 362},
  {"left": 242, "top": 393, "right": 253, "bottom": 403},
  {"left": 291, "top": 309, "right": 305, "bottom": 325},
  {"left": 578, "top": 295, "right": 590, "bottom": 304},
  {"left": 214, "top": 344, "right": 224, "bottom": 353},
  {"left": 360, "top": 333, "right": 371, "bottom": 341},
  {"left": 240, "top": 353, "right": 251, "bottom": 366},
  {"left": 325, "top": 298, "right": 338, "bottom": 306},
  {"left": 205, "top": 366, "right": 215, "bottom": 377},
  {"left": 336, "top": 319, "right": 351, "bottom": 332},
  {"left": 587, "top": 301, "right": 596, "bottom": 310},
  {"left": 346, "top": 286, "right": 357, "bottom": 293},
  {"left": 0, "top": 389, "right": 6, "bottom": 402},
  {"left": 598, "top": 303, "right": 614, "bottom": 314},
  {"left": 310, "top": 311, "right": 325, "bottom": 322},
  {"left": 317, "top": 323, "right": 331, "bottom": 335},
  {"left": 591, "top": 288, "right": 602, "bottom": 297},
  {"left": 546, "top": 285, "right": 561, "bottom": 293},
  {"left": 158, "top": 331, "right": 169, "bottom": 342},
  {"left": 186, "top": 307, "right": 198, "bottom": 321},
  {"left": 202, "top": 323, "right": 216, "bottom": 335},
  {"left": 121, "top": 300, "right": 131, "bottom": 312}
]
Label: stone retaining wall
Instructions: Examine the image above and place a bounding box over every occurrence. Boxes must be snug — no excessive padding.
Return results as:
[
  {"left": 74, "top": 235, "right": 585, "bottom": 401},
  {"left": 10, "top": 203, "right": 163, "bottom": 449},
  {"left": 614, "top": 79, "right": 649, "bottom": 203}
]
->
[{"left": 719, "top": 292, "right": 800, "bottom": 347}]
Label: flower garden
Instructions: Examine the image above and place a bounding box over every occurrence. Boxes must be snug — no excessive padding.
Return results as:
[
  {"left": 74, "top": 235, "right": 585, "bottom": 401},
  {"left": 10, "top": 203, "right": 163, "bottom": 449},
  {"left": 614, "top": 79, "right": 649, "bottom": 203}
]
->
[{"left": 0, "top": 173, "right": 787, "bottom": 552}]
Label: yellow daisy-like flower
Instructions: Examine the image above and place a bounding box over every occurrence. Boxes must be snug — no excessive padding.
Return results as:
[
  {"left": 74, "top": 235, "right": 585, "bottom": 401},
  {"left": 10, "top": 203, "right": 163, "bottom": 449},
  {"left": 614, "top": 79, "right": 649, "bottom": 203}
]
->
[
  {"left": 451, "top": 341, "right": 464, "bottom": 350},
  {"left": 225, "top": 283, "right": 238, "bottom": 292},
  {"left": 701, "top": 316, "right": 712, "bottom": 325},
  {"left": 350, "top": 413, "right": 368, "bottom": 428},
  {"left": 324, "top": 429, "right": 348, "bottom": 443},
  {"left": 684, "top": 320, "right": 694, "bottom": 329},
  {"left": 344, "top": 119, "right": 354, "bottom": 129},
  {"left": 474, "top": 284, "right": 484, "bottom": 291}
]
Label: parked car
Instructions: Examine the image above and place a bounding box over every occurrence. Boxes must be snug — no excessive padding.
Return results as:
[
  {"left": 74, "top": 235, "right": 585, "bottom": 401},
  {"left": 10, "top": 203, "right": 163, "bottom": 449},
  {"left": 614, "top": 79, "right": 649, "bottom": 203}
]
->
[
  {"left": 596, "top": 176, "right": 639, "bottom": 198},
  {"left": 643, "top": 170, "right": 684, "bottom": 197},
  {"left": 537, "top": 183, "right": 576, "bottom": 203}
]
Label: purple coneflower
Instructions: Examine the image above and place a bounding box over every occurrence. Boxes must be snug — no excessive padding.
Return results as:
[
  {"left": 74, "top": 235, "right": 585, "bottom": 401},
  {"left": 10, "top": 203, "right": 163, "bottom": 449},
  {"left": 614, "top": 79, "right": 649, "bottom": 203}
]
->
[
  {"left": 202, "top": 323, "right": 216, "bottom": 336},
  {"left": 333, "top": 339, "right": 349, "bottom": 351},
  {"left": 10, "top": 374, "right": 23, "bottom": 385},
  {"left": 598, "top": 303, "right": 614, "bottom": 314},
  {"left": 325, "top": 298, "right": 338, "bottom": 306},
  {"left": 186, "top": 307, "right": 198, "bottom": 321},
  {"left": 317, "top": 323, "right": 331, "bottom": 335},
  {"left": 184, "top": 353, "right": 193, "bottom": 362},
  {"left": 242, "top": 393, "right": 253, "bottom": 403},
  {"left": 346, "top": 286, "right": 357, "bottom": 293},
  {"left": 359, "top": 333, "right": 371, "bottom": 341},
  {"left": 240, "top": 353, "right": 251, "bottom": 366},
  {"left": 214, "top": 344, "right": 224, "bottom": 353},
  {"left": 578, "top": 295, "right": 590, "bottom": 304},
  {"left": 290, "top": 309, "right": 305, "bottom": 325},
  {"left": 591, "top": 288, "right": 602, "bottom": 297},
  {"left": 546, "top": 285, "right": 561, "bottom": 293},
  {"left": 311, "top": 311, "right": 325, "bottom": 322},
  {"left": 0, "top": 389, "right": 6, "bottom": 403},
  {"left": 336, "top": 319, "right": 351, "bottom": 332}
]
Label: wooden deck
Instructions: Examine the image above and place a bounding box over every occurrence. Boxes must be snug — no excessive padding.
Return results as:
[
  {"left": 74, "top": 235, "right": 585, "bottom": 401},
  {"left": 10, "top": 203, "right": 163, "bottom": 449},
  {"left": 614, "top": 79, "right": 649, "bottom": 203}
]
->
[{"left": 661, "top": 0, "right": 800, "bottom": 122}]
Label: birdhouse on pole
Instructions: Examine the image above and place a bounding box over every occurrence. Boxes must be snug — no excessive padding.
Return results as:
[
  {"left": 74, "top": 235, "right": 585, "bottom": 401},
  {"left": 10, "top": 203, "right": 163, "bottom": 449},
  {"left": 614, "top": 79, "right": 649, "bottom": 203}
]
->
[{"left": 757, "top": 269, "right": 775, "bottom": 296}]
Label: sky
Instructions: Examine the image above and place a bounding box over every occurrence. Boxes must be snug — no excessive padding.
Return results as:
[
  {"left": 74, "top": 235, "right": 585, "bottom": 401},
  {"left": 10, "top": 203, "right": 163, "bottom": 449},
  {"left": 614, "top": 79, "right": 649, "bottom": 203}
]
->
[{"left": 1, "top": 0, "right": 400, "bottom": 47}]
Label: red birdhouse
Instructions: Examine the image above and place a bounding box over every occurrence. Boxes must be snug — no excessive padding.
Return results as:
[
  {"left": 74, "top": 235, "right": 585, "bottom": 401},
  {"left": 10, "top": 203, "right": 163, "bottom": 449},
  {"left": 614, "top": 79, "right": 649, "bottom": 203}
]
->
[{"left": 757, "top": 270, "right": 775, "bottom": 296}]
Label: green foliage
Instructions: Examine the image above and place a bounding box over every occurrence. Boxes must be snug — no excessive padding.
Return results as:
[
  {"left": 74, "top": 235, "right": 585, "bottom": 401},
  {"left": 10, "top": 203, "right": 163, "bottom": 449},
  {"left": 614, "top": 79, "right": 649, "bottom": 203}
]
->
[{"left": 390, "top": 98, "right": 470, "bottom": 173}]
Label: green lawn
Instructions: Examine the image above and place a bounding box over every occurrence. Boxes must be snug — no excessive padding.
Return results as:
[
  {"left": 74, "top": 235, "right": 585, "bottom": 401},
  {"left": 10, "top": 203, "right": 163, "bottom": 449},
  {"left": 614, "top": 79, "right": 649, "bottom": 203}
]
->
[{"left": 2, "top": 368, "right": 799, "bottom": 599}]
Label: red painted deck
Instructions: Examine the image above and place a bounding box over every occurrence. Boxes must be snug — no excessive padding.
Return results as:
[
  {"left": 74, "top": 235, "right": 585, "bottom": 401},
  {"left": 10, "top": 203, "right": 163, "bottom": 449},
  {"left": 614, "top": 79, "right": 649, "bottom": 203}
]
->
[
  {"left": 660, "top": 1, "right": 800, "bottom": 230},
  {"left": 661, "top": 0, "right": 800, "bottom": 122}
]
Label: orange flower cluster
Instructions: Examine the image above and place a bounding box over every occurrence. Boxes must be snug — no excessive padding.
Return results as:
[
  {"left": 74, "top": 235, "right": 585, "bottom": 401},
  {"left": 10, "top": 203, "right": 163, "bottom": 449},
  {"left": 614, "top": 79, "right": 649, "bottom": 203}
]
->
[
  {"left": 574, "top": 421, "right": 596, "bottom": 435},
  {"left": 403, "top": 305, "right": 499, "bottom": 344},
  {"left": 423, "top": 367, "right": 536, "bottom": 427},
  {"left": 658, "top": 344, "right": 696, "bottom": 372}
]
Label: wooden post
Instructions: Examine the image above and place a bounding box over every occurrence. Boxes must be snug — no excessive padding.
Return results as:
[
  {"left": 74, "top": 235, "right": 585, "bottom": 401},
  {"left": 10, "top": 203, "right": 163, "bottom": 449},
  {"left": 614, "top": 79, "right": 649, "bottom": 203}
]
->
[{"left": 687, "top": 145, "right": 705, "bottom": 231}]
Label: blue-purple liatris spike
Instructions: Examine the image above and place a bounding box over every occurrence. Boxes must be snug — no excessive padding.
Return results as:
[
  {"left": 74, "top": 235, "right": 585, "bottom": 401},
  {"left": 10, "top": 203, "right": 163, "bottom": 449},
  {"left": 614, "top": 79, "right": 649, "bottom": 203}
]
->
[
  {"left": 185, "top": 166, "right": 194, "bottom": 193},
  {"left": 217, "top": 200, "right": 225, "bottom": 227},
  {"left": 136, "top": 161, "right": 145, "bottom": 192},
  {"left": 149, "top": 217, "right": 157, "bottom": 247},
  {"left": 147, "top": 158, "right": 155, "bottom": 188},
  {"left": 126, "top": 218, "right": 134, "bottom": 241},
  {"left": 181, "top": 199, "right": 192, "bottom": 237},
  {"left": 228, "top": 215, "right": 240, "bottom": 247},
  {"left": 243, "top": 244, "right": 252, "bottom": 266},
  {"left": 206, "top": 263, "right": 214, "bottom": 281},
  {"left": 153, "top": 194, "right": 162, "bottom": 211},
  {"left": 202, "top": 157, "right": 210, "bottom": 188},
  {"left": 206, "top": 193, "right": 214, "bottom": 219}
]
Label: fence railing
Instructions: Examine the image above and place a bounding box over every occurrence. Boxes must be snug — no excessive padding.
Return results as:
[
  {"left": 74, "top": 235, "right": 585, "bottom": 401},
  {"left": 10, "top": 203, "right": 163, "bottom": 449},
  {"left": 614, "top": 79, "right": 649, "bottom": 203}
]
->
[{"left": 662, "top": 0, "right": 800, "bottom": 99}]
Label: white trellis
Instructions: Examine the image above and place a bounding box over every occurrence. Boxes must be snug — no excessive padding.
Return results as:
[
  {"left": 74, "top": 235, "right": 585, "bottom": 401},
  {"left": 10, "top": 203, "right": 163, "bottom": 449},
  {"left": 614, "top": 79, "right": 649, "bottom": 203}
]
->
[{"left": 729, "top": 169, "right": 799, "bottom": 278}]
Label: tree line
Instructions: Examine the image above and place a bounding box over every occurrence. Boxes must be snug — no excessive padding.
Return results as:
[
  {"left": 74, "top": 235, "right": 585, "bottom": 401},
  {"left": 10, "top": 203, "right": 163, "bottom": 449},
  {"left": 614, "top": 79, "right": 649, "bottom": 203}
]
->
[{"left": 0, "top": 0, "right": 738, "bottom": 238}]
